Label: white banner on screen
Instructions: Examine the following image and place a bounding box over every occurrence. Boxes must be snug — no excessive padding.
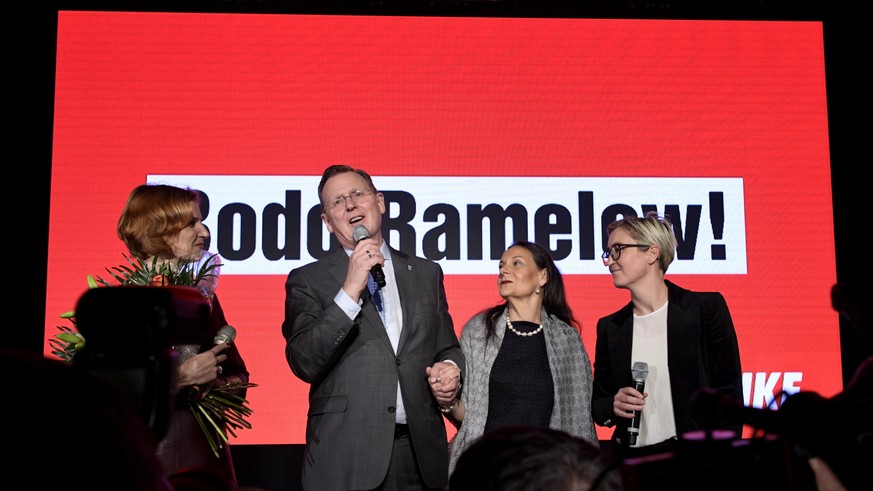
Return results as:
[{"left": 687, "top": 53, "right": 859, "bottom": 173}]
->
[{"left": 149, "top": 175, "right": 746, "bottom": 275}]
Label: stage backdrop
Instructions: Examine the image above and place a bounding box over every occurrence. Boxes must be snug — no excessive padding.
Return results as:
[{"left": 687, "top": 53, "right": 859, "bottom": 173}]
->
[{"left": 46, "top": 11, "right": 837, "bottom": 443}]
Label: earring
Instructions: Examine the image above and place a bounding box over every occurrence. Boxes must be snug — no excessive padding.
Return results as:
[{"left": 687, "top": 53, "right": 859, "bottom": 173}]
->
[{"left": 535, "top": 287, "right": 541, "bottom": 295}]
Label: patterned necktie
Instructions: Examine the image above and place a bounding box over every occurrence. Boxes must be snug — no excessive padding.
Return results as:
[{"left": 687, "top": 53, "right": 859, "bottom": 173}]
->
[{"left": 367, "top": 273, "right": 385, "bottom": 322}]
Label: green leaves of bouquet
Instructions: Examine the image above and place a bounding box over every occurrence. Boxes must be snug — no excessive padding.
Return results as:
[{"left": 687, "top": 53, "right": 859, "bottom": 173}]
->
[
  {"left": 50, "top": 255, "right": 218, "bottom": 360},
  {"left": 97, "top": 252, "right": 220, "bottom": 290},
  {"left": 48, "top": 274, "right": 98, "bottom": 362},
  {"left": 49, "top": 310, "right": 85, "bottom": 362},
  {"left": 192, "top": 381, "right": 256, "bottom": 458},
  {"left": 49, "top": 253, "right": 256, "bottom": 458}
]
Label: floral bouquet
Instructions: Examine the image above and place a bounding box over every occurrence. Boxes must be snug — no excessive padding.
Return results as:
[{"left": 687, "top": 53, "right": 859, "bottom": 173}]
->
[{"left": 49, "top": 252, "right": 256, "bottom": 458}]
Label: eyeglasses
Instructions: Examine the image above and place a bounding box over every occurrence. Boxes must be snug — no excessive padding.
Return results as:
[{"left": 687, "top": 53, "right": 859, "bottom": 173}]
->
[
  {"left": 601, "top": 243, "right": 650, "bottom": 264},
  {"left": 323, "top": 189, "right": 375, "bottom": 211}
]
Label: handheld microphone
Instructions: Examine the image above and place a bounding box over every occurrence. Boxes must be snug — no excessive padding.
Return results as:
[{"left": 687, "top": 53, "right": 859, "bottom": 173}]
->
[
  {"left": 213, "top": 325, "right": 237, "bottom": 345},
  {"left": 627, "top": 361, "right": 649, "bottom": 446},
  {"left": 183, "top": 325, "right": 237, "bottom": 401},
  {"left": 353, "top": 225, "right": 386, "bottom": 288}
]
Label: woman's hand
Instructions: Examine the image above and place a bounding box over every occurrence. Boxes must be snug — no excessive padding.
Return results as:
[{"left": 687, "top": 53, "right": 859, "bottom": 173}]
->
[
  {"left": 613, "top": 386, "right": 647, "bottom": 419},
  {"left": 177, "top": 343, "right": 229, "bottom": 388},
  {"left": 427, "top": 362, "right": 462, "bottom": 408}
]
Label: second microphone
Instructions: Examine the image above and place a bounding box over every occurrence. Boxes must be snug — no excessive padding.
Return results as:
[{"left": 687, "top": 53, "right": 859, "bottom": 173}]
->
[{"left": 627, "top": 361, "right": 649, "bottom": 446}]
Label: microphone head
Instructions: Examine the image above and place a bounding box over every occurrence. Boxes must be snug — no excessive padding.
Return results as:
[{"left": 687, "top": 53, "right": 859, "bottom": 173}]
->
[
  {"left": 213, "top": 325, "right": 237, "bottom": 345},
  {"left": 631, "top": 361, "right": 649, "bottom": 382},
  {"left": 353, "top": 225, "right": 370, "bottom": 243}
]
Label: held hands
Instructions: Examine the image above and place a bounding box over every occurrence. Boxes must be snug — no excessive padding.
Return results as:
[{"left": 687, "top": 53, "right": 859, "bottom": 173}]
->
[
  {"left": 177, "top": 343, "right": 230, "bottom": 388},
  {"left": 613, "top": 386, "right": 647, "bottom": 419},
  {"left": 427, "top": 362, "right": 461, "bottom": 409},
  {"left": 343, "top": 238, "right": 384, "bottom": 301}
]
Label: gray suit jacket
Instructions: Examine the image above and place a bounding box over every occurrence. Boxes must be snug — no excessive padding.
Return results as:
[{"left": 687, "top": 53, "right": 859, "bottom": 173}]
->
[{"left": 283, "top": 246, "right": 463, "bottom": 490}]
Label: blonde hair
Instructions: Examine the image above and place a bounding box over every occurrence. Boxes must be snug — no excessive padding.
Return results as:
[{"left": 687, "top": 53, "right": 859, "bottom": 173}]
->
[{"left": 607, "top": 211, "right": 676, "bottom": 273}]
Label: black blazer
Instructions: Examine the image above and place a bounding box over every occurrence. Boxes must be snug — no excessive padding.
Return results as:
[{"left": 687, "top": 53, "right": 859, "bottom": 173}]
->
[{"left": 591, "top": 280, "right": 743, "bottom": 446}]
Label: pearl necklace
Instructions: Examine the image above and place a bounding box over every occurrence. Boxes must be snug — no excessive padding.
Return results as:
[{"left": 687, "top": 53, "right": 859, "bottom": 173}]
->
[{"left": 506, "top": 313, "right": 543, "bottom": 337}]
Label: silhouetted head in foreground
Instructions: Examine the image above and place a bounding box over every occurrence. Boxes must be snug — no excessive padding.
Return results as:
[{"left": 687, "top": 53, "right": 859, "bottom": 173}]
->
[
  {"left": 449, "top": 426, "right": 623, "bottom": 491},
  {"left": 6, "top": 348, "right": 172, "bottom": 490}
]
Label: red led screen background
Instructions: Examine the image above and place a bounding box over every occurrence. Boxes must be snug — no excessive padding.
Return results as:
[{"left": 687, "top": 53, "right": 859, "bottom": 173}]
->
[{"left": 46, "top": 11, "right": 837, "bottom": 444}]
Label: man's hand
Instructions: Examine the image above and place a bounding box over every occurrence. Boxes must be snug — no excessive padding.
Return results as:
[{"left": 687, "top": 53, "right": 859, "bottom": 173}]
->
[{"left": 426, "top": 362, "right": 461, "bottom": 407}]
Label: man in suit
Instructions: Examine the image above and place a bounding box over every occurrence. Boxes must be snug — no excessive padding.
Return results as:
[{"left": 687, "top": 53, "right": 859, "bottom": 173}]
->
[
  {"left": 591, "top": 211, "right": 743, "bottom": 456},
  {"left": 283, "top": 164, "right": 464, "bottom": 490}
]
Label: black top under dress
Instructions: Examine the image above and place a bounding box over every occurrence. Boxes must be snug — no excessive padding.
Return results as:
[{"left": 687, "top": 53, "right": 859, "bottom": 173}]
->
[{"left": 484, "top": 320, "right": 554, "bottom": 433}]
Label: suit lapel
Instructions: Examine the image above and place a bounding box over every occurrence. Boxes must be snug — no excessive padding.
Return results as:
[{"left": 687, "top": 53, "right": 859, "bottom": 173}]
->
[
  {"left": 665, "top": 282, "right": 696, "bottom": 380},
  {"left": 325, "top": 247, "right": 351, "bottom": 286},
  {"left": 390, "top": 247, "right": 413, "bottom": 354},
  {"left": 612, "top": 303, "right": 635, "bottom": 384},
  {"left": 325, "top": 247, "right": 392, "bottom": 348}
]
